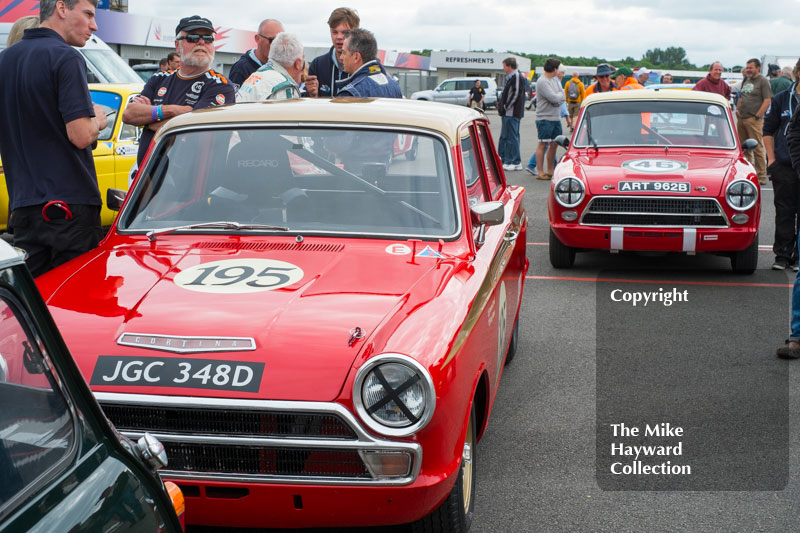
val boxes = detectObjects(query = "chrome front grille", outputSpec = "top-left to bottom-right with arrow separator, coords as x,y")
581,196 -> 728,227
164,442 -> 371,478
101,403 -> 356,439
95,393 -> 421,485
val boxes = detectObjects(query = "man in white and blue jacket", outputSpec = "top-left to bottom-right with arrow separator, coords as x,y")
335,28 -> 402,98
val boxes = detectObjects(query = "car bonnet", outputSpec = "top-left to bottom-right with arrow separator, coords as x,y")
39,241 -> 453,402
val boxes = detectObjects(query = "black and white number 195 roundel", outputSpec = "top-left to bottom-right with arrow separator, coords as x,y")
174,259 -> 304,294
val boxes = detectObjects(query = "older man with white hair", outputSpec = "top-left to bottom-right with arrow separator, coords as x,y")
236,32 -> 305,101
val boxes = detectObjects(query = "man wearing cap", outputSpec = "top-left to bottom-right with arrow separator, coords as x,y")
769,63 -> 792,95
584,64 -> 617,96
693,62 -> 731,100
123,15 -> 235,166
0,0 -> 109,276
637,67 -> 651,86
228,18 -> 284,89
613,67 -> 644,91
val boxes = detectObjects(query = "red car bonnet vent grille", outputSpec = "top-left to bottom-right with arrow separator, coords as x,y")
194,242 -> 345,253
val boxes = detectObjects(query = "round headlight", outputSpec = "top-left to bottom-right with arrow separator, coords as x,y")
353,354 -> 436,437
554,177 -> 585,208
725,179 -> 758,211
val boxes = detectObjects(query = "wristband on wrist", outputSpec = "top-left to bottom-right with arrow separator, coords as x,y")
156,105 -> 164,121
151,106 -> 158,122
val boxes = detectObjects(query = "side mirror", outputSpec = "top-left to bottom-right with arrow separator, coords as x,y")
741,138 -> 758,151
107,188 -> 127,211
554,135 -> 570,149
470,201 -> 504,247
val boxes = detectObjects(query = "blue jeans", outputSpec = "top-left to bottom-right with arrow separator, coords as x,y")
498,116 -> 521,165
791,233 -> 800,339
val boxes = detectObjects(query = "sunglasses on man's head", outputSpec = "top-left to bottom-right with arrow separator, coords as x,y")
177,34 -> 215,44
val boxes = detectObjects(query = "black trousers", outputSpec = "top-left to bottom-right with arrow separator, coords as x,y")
11,204 -> 102,277
770,161 -> 800,263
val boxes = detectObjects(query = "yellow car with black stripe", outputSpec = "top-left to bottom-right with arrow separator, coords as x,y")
0,83 -> 142,231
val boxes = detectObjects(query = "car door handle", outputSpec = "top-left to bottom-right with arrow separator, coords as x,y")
504,229 -> 519,242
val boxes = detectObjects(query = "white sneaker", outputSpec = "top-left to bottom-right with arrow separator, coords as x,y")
502,163 -> 514,170
512,164 -> 523,171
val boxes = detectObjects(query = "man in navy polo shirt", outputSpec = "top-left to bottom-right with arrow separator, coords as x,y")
0,0 -> 108,277
122,15 -> 235,166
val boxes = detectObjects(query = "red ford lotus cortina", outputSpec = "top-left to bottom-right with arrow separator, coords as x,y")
35,98 -> 529,531
548,90 -> 761,273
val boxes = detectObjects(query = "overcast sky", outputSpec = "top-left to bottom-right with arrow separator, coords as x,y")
130,0 -> 799,69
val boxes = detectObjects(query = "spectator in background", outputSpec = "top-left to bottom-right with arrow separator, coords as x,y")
335,28 -> 401,98
123,16 -> 235,166
5,15 -> 38,47
498,57 -> 526,171
782,66 -> 795,83
556,64 -> 572,130
736,57 -> 772,184
166,52 -> 180,71
534,58 -> 566,179
769,63 -> 792,95
763,58 -> 800,271
584,63 -> 616,95
306,7 -> 359,98
228,18 -> 284,89
237,32 -> 304,101
564,71 -> 585,130
158,57 -> 169,72
0,0 -> 108,277
468,79 -> 485,109
661,72 -> 674,84
613,67 -> 644,90
693,62 -> 731,100
682,78 -> 692,84
637,67 -> 651,86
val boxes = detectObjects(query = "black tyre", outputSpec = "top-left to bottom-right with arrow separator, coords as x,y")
504,318 -> 519,366
730,233 -> 758,274
405,138 -> 419,161
549,228 -> 576,268
411,407 -> 475,533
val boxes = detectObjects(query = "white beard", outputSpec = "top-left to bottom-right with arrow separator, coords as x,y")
181,49 -> 214,70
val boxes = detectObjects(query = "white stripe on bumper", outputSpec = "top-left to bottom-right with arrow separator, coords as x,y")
683,228 -> 696,252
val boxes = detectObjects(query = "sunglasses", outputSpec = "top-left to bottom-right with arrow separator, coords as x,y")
177,34 -> 215,44
257,34 -> 276,43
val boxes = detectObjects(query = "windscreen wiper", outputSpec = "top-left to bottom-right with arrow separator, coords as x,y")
146,221 -> 289,242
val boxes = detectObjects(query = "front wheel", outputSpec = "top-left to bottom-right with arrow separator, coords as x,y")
411,407 -> 476,533
549,228 -> 576,268
730,233 -> 758,274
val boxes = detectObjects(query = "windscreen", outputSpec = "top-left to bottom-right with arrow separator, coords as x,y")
120,127 -> 459,239
575,100 -> 735,149
82,49 -> 143,84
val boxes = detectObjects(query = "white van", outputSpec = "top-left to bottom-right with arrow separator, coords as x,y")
0,24 -> 141,84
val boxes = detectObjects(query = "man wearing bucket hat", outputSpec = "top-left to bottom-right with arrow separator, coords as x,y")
122,15 -> 236,166
585,64 -> 617,96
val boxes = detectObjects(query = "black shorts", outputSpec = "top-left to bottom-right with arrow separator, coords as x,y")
12,204 -> 102,277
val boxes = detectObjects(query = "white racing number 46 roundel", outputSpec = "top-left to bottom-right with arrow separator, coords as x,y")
173,259 -> 304,294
